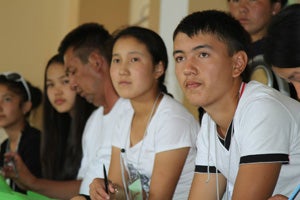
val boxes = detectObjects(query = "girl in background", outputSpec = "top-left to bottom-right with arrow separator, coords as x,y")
41,54 -> 95,181
0,71 -> 42,194
3,54 -> 95,199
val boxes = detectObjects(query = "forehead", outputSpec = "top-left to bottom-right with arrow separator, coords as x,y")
113,36 -> 148,52
47,63 -> 66,78
173,32 -> 228,54
64,48 -> 83,69
0,84 -> 18,96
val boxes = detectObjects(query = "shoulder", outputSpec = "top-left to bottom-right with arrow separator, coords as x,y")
153,95 -> 199,130
239,81 -> 300,113
22,123 -> 41,141
158,94 -> 195,119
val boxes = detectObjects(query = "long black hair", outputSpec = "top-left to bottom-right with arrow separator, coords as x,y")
41,54 -> 96,180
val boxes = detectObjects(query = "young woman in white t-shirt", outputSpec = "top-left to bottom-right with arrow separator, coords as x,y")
89,26 -> 199,200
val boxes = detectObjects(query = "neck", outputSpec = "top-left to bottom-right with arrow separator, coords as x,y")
5,120 -> 24,140
130,91 -> 161,117
5,121 -> 24,152
205,81 -> 243,138
102,77 -> 120,115
251,31 -> 266,43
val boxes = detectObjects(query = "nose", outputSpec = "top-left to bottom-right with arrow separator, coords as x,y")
68,76 -> 78,91
118,63 -> 129,75
183,57 -> 198,76
237,0 -> 249,14
53,86 -> 63,96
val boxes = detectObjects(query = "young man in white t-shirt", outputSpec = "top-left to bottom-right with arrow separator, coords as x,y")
173,10 -> 300,200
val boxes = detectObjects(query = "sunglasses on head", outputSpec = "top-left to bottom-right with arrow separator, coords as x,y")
0,72 -> 32,101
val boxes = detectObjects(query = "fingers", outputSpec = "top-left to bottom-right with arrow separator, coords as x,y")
89,178 -> 110,200
267,194 -> 288,200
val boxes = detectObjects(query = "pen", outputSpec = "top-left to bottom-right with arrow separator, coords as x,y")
103,164 -> 109,193
288,184 -> 300,200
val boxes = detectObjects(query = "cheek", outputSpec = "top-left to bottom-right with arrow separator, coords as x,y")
175,66 -> 183,82
110,67 -> 118,82
46,89 -> 55,104
228,4 -> 238,16
66,90 -> 77,103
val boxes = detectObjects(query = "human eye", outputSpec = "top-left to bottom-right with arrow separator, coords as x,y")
129,57 -> 139,63
111,57 -> 120,64
62,78 -> 70,85
198,51 -> 209,58
46,82 -> 54,88
3,96 -> 12,102
174,55 -> 185,63
289,75 -> 300,83
66,67 -> 75,77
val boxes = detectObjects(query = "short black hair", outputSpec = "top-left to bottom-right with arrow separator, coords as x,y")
58,22 -> 112,63
173,10 -> 251,82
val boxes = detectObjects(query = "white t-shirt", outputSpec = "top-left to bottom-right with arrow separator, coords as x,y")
112,94 -> 199,200
195,81 -> 300,199
77,98 -> 131,195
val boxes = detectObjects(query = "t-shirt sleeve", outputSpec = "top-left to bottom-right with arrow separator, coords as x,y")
237,99 -> 290,164
153,112 -> 199,153
194,115 -> 219,173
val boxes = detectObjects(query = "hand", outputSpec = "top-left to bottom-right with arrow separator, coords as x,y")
89,178 -> 114,200
70,195 -> 88,200
267,194 -> 288,200
2,152 -> 36,190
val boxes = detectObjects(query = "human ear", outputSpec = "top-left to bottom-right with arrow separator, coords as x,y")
232,51 -> 248,78
22,101 -> 32,115
88,51 -> 105,71
154,61 -> 165,79
272,2 -> 282,15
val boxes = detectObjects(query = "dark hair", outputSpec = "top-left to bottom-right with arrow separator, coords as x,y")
271,0 -> 288,7
112,26 -> 172,96
41,54 -> 96,180
227,0 -> 288,7
173,10 -> 251,82
0,73 -> 42,118
264,4 -> 300,68
58,22 -> 112,63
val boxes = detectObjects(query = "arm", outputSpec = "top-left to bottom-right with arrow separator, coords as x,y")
89,146 -> 122,200
268,194 -> 288,200
188,172 -> 226,200
4,152 -> 81,200
232,163 -> 281,200
148,147 -> 191,200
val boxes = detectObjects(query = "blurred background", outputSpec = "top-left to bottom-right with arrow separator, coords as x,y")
0,0 -> 298,133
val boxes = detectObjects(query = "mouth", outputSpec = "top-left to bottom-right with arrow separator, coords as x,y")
118,80 -> 131,86
54,99 -> 66,105
238,18 -> 249,25
185,80 -> 202,89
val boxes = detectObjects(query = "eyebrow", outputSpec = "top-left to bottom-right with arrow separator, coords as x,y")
173,44 -> 213,56
287,71 -> 300,80
112,51 -> 144,57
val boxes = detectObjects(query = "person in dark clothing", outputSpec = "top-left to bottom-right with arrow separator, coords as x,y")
0,72 -> 42,194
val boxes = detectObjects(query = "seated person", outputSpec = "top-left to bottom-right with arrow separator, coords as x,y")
173,10 -> 300,199
0,72 -> 42,194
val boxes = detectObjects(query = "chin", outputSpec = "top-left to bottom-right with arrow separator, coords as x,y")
185,95 -> 202,107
